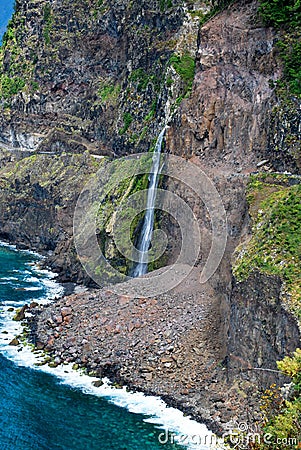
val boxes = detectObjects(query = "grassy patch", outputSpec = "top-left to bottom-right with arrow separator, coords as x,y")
169,52 -> 195,95
98,81 -> 120,103
144,98 -> 157,122
43,4 -> 53,45
234,174 -> 301,319
119,112 -> 133,135
129,68 -> 160,92
0,75 -> 25,98
169,53 -> 195,84
0,11 -> 37,98
252,349 -> 301,449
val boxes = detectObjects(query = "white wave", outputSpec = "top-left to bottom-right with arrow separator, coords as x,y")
0,301 -> 226,450
23,276 -> 40,283
0,245 -> 224,449
0,241 -> 42,258
0,276 -> 19,282
24,286 -> 41,291
0,240 -> 17,251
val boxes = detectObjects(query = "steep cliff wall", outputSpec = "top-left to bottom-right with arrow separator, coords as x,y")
167,0 -> 300,172
0,0 -> 205,155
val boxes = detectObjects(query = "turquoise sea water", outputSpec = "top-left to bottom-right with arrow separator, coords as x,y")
0,245 -> 181,450
0,244 -> 213,450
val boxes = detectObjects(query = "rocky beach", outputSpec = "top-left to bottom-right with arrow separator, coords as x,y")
23,265 -> 299,435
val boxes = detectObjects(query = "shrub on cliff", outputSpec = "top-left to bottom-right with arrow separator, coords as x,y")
249,349 -> 301,449
259,0 -> 301,28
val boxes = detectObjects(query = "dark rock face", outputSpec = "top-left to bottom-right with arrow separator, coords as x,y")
0,0 -> 187,155
228,272 -> 300,387
0,152 -> 102,283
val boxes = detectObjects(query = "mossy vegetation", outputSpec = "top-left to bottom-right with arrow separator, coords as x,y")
119,112 -> 133,135
0,9 -> 37,99
169,52 -> 195,94
0,152 -> 104,202
259,0 -> 301,28
259,0 -> 301,96
234,173 -> 301,448
95,153 -> 167,277
98,81 -> 121,104
234,173 -> 301,319
42,4 -> 53,45
0,74 -> 25,98
129,68 -> 160,92
144,98 -> 157,122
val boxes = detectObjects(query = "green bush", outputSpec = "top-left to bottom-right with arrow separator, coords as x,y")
169,53 -> 195,93
259,0 -> 301,28
43,4 -> 53,45
0,75 -> 25,98
169,53 -> 195,83
98,82 -> 120,102
129,68 -> 159,92
253,350 -> 301,449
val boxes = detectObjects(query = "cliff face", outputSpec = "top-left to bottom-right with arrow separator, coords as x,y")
0,0 -> 205,278
1,0 -> 300,433
168,0 -> 300,172
0,150 -> 103,283
0,0 -> 202,155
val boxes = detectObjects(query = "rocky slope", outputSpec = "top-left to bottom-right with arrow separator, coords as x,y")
1,0 -> 300,436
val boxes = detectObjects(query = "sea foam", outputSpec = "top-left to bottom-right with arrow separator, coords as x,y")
0,248 -> 225,450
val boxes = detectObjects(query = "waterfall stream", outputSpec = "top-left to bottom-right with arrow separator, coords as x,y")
131,128 -> 165,277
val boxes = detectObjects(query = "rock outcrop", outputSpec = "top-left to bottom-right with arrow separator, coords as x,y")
0,151 -> 103,283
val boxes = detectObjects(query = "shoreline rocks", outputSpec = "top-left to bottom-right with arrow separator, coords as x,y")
25,267 -> 300,436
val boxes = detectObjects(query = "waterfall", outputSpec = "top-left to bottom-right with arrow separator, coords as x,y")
131,128 -> 165,277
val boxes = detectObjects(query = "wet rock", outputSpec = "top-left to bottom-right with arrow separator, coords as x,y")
13,305 -> 29,321
30,302 -> 39,309
35,341 -> 45,350
92,380 -> 104,388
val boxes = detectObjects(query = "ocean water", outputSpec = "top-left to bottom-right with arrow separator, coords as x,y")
0,244 -> 216,450
0,0 -> 14,42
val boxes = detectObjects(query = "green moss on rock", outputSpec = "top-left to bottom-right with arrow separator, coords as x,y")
169,52 -> 195,94
233,174 -> 301,320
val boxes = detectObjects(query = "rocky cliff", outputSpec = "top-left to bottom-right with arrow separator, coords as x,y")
1,0 -> 300,435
